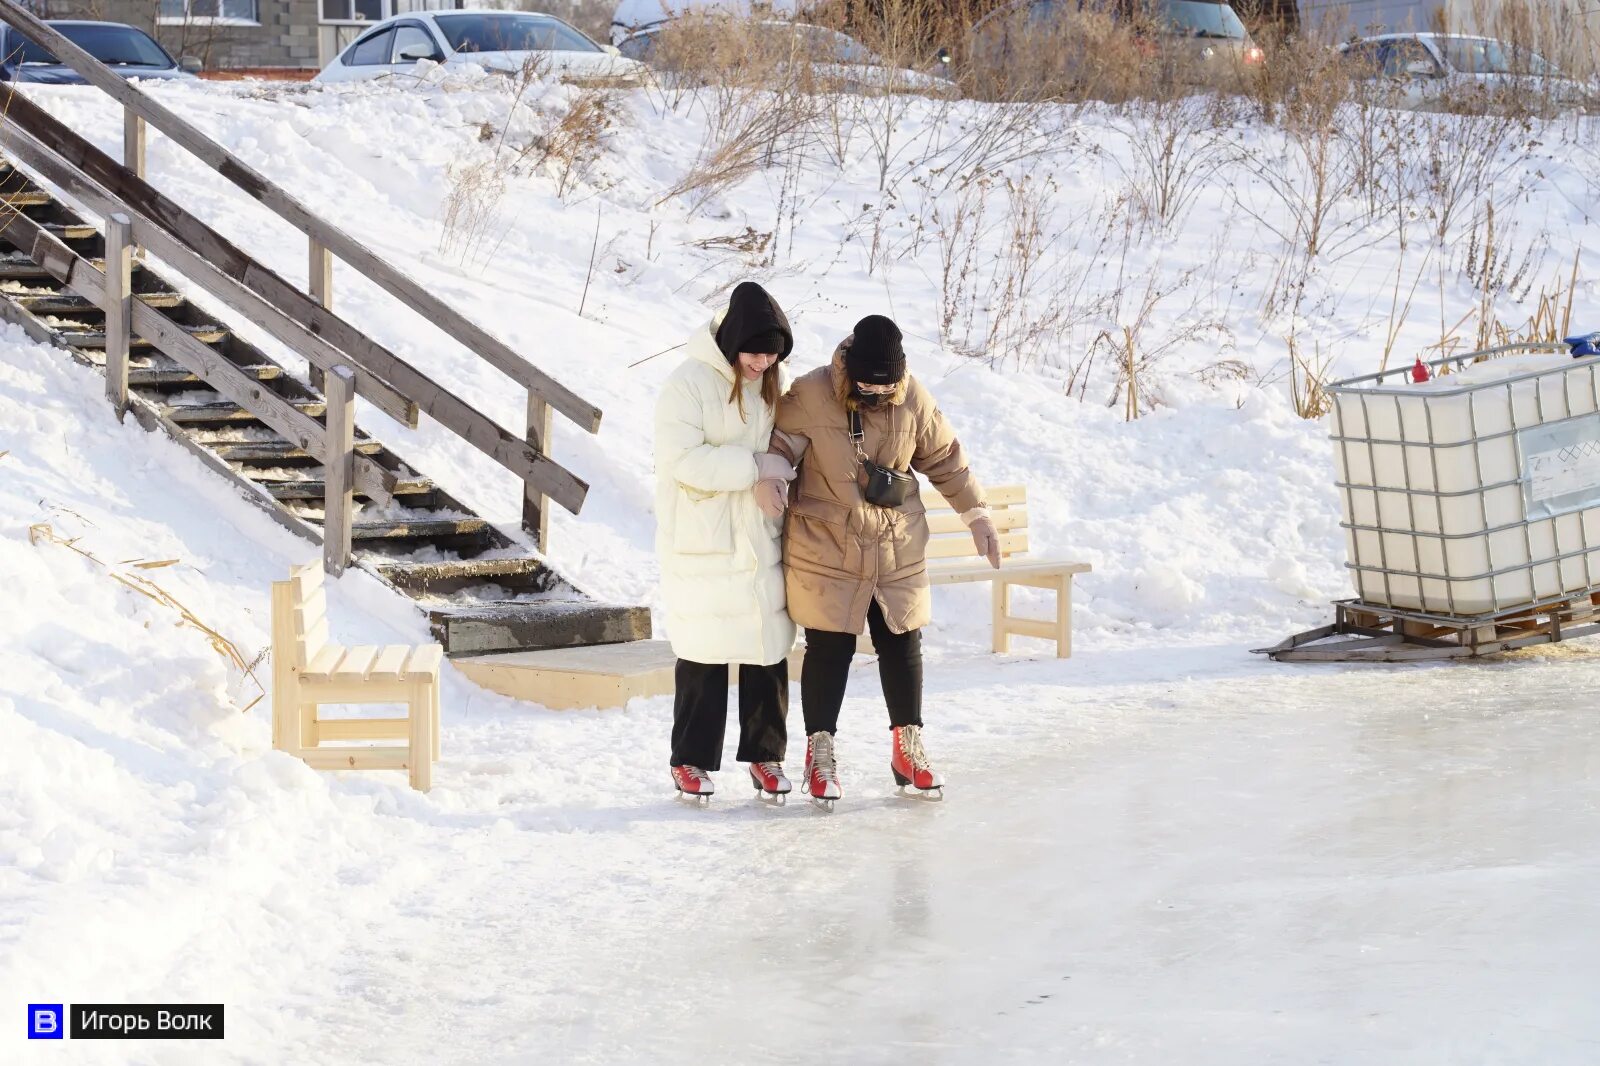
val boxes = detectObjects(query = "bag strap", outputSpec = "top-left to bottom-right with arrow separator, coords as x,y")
849,408 -> 869,468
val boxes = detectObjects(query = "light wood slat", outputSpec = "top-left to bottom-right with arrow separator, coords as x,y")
316,718 -> 409,741
1002,617 -> 1059,641
293,606 -> 326,638
368,645 -> 411,683
0,19 -> 600,433
296,746 -> 411,771
290,562 -> 323,589
330,645 -> 378,683
0,213 -> 399,505
402,644 -> 443,679
303,639 -> 342,677
926,507 -> 1029,536
930,561 -> 1092,586
921,485 -> 1025,510
926,531 -> 1028,560
301,620 -> 331,661
0,98 -> 591,514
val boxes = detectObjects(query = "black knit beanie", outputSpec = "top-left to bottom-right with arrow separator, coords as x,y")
845,315 -> 906,385
715,281 -> 793,365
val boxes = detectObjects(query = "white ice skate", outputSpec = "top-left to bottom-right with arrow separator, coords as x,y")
803,732 -> 842,812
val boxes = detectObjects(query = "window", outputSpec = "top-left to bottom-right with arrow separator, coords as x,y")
1378,39 -> 1437,79
345,28 -> 395,65
50,23 -> 178,67
433,14 -> 601,55
157,0 -> 259,24
390,24 -> 441,62
322,0 -> 385,23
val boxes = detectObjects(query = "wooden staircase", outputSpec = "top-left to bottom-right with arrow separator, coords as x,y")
0,158 -> 648,658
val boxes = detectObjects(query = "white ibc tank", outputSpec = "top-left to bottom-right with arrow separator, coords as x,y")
1331,352 -> 1600,616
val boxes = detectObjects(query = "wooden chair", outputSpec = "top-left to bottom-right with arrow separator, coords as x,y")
925,486 -> 1091,658
271,562 -> 442,791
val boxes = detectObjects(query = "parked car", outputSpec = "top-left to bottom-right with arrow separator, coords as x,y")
313,10 -> 649,87
1340,32 -> 1586,114
611,0 -> 807,46
618,18 -> 950,94
966,0 -> 1263,97
0,20 -> 201,83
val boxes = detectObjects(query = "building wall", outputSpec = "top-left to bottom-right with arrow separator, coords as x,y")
33,0 -> 615,70
38,0 -> 321,68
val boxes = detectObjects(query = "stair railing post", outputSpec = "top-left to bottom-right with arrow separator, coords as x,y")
103,213 -> 133,421
122,110 -> 145,259
323,365 -> 356,576
308,238 -> 333,392
523,391 -> 552,551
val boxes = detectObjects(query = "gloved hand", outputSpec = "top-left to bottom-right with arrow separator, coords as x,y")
755,453 -> 796,483
970,515 -> 1001,569
756,478 -> 789,519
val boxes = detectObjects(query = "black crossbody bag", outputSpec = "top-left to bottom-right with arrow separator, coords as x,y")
851,408 -> 916,508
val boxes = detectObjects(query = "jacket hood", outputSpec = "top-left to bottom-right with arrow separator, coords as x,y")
715,281 -> 793,363
831,338 -> 909,410
687,315 -> 738,385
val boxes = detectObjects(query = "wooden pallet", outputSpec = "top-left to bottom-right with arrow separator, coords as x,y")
1255,591 -> 1600,662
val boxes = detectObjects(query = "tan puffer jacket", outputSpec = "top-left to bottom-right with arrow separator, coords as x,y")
772,341 -> 986,635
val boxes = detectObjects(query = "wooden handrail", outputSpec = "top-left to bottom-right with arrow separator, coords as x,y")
0,89 -> 588,515
0,0 -> 600,436
0,209 -> 400,503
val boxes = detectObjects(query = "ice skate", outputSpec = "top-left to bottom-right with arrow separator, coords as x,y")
671,765 -> 715,805
748,761 -> 791,805
803,731 -> 842,812
890,725 -> 944,800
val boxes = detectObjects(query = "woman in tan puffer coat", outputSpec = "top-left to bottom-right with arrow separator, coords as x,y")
762,315 -> 1000,806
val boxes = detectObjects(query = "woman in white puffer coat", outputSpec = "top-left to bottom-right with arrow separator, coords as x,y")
655,281 -> 798,802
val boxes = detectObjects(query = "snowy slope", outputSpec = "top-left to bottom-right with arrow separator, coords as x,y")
4,72 -> 1600,1063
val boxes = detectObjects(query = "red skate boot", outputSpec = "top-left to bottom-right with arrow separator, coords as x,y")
671,764 -> 715,804
890,725 -> 944,798
803,731 -> 842,811
748,761 -> 792,804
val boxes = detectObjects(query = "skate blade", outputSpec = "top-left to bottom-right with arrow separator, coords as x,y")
674,789 -> 713,806
749,779 -> 790,805
808,796 -> 837,813
895,784 -> 944,802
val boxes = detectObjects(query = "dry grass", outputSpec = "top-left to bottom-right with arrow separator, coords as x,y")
27,522 -> 266,713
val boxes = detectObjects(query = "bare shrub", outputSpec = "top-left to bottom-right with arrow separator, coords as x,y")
1108,95 -> 1235,233
518,87 -> 623,198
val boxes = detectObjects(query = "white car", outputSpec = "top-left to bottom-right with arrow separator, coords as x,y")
314,10 -> 650,87
1341,32 -> 1585,113
611,0 -> 807,46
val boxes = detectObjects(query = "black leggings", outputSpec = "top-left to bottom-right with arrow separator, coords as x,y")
670,659 -> 788,771
801,599 -> 922,735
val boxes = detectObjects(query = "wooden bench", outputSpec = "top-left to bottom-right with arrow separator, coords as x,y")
271,562 -> 442,791
925,486 -> 1091,658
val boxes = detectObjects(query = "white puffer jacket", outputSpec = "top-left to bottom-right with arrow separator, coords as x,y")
654,317 -> 795,666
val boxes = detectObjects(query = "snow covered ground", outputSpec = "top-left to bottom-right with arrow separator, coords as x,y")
3,71 -> 1600,1062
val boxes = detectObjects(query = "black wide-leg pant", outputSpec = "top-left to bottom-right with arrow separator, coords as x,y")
670,659 -> 789,771
801,599 -> 923,736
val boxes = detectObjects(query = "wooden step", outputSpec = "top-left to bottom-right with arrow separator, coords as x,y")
264,477 -> 431,501
454,639 -> 800,709
14,291 -> 185,314
130,362 -> 282,388
210,439 -> 383,462
0,188 -> 52,208
164,399 -> 326,425
43,222 -> 98,242
430,601 -> 653,657
344,517 -> 490,540
378,557 -> 562,597
61,323 -> 227,350
0,259 -> 54,281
